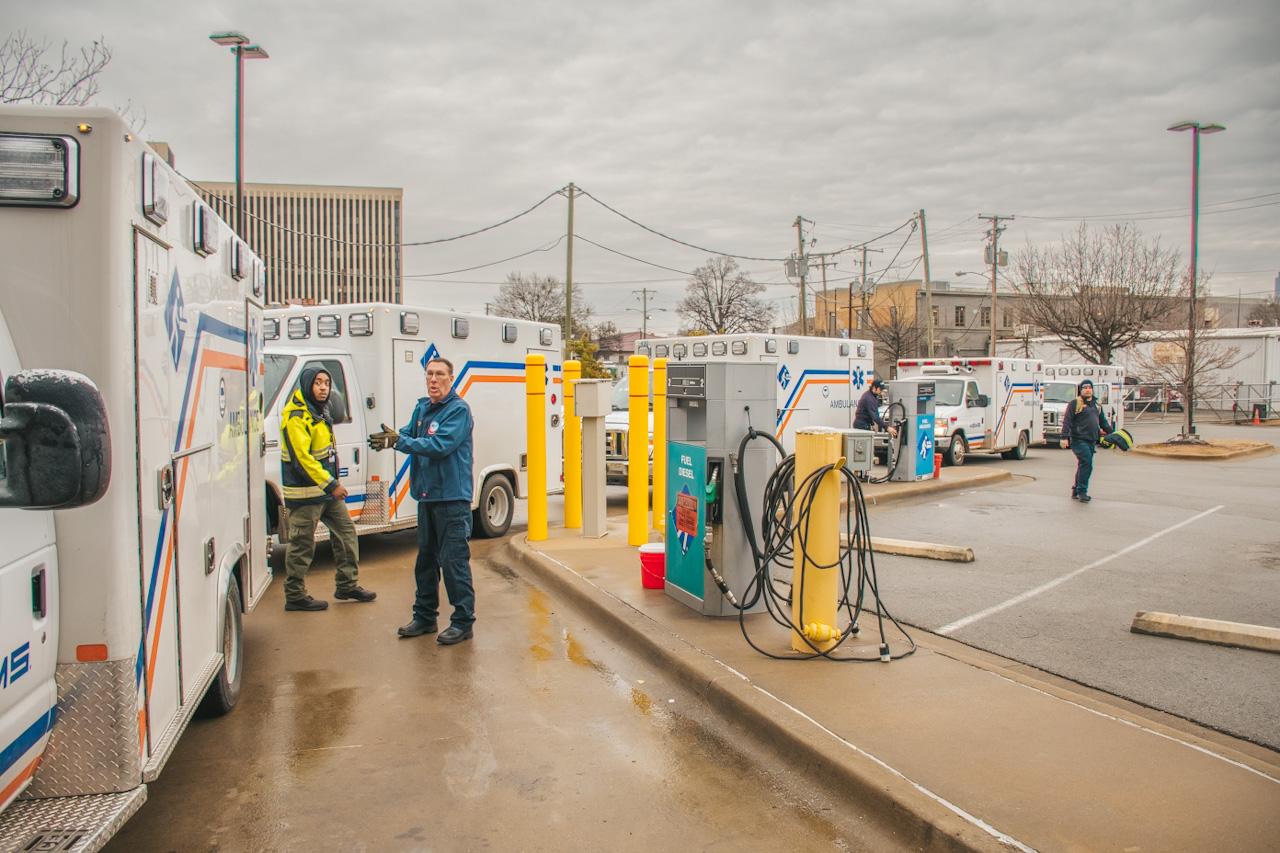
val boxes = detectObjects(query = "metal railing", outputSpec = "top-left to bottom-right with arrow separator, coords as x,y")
1123,382 -> 1278,422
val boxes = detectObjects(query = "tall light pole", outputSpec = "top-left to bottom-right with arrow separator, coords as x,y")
210,33 -> 269,239
1167,121 -> 1225,437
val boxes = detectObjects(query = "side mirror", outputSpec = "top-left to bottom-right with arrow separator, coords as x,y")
0,369 -> 112,509
327,388 -> 349,425
975,394 -> 990,408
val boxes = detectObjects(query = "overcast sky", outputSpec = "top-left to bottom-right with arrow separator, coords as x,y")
10,0 -> 1279,333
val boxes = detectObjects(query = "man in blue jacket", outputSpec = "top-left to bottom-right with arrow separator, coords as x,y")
1059,378 -> 1113,503
370,357 -> 476,644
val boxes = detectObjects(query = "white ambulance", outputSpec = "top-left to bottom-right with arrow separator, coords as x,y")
895,357 -> 1044,465
606,334 -> 876,483
1041,364 -> 1125,442
0,107 -> 270,849
262,303 -> 563,539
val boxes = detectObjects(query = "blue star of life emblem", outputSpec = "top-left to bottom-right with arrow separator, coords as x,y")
777,365 -> 791,389
164,270 -> 186,370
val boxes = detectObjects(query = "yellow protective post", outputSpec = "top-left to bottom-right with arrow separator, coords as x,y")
563,360 -> 582,529
652,358 -> 667,532
525,354 -> 548,541
627,354 -> 649,546
792,429 -> 842,653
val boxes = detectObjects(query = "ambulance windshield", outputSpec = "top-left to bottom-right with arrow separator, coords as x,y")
931,379 -> 964,407
1044,382 -> 1077,404
264,353 -> 297,411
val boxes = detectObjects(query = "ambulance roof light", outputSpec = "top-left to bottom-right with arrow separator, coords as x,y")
0,134 -> 80,207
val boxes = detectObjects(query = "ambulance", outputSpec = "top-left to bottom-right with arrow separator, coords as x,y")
895,357 -> 1044,465
1041,364 -> 1125,442
0,107 -> 270,849
606,334 -> 876,483
262,303 -> 563,539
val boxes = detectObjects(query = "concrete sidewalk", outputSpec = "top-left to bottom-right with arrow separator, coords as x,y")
508,467 -> 1280,853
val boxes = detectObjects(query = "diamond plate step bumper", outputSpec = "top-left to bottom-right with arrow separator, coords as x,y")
0,787 -> 146,853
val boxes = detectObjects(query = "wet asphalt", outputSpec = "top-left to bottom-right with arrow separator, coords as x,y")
103,532 -> 880,853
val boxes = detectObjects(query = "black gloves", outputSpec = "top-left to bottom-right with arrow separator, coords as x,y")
367,423 -> 398,451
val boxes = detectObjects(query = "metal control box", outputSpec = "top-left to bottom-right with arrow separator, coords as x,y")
886,379 -> 936,481
840,428 -> 875,473
665,361 -> 775,616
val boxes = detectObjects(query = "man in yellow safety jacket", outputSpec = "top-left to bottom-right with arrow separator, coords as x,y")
280,365 -> 376,611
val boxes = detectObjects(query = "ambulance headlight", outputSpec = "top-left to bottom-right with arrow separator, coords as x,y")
0,134 -> 79,207
935,417 -> 947,429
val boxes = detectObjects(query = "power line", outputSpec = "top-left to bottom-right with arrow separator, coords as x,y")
403,236 -> 567,278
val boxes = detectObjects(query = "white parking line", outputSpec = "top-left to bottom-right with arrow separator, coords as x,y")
936,505 -> 1225,636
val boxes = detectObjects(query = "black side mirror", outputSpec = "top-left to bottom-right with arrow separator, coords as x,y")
0,370 -> 112,509
975,394 -> 990,408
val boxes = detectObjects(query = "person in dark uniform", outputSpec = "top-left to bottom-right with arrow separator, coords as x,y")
854,379 -> 898,438
1059,379 -> 1113,503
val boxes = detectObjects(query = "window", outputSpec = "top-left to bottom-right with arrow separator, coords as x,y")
981,307 -> 991,327
296,360 -> 352,423
1002,310 -> 1012,329
931,306 -> 939,326
966,381 -> 982,408
263,353 -> 297,411
955,306 -> 965,327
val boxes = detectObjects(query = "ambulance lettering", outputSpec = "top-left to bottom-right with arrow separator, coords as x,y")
0,642 -> 31,689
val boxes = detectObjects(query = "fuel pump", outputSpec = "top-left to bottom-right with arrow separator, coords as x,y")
885,379 -> 936,482
664,361 -> 774,616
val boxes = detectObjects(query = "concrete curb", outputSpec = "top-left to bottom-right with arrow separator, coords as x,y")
1130,443 -> 1275,461
505,537 -> 1013,853
860,468 -> 1012,506
870,537 -> 975,562
1131,611 -> 1280,654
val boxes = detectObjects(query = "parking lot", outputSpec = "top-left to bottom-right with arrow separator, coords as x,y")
861,419 -> 1280,749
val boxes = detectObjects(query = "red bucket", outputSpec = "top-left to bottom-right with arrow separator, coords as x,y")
639,543 -> 665,589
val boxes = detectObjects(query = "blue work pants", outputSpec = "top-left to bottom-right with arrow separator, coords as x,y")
413,500 -> 475,629
1070,439 -> 1096,497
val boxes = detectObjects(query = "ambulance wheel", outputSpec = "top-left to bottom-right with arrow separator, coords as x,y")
945,435 -> 967,466
1002,431 -> 1029,461
474,475 -> 514,539
200,574 -> 243,717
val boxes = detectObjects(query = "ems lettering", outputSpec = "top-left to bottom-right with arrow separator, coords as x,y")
0,642 -> 31,689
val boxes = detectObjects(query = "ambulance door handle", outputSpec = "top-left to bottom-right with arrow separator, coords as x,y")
31,566 -> 48,618
158,464 -> 174,509
260,433 -> 267,457
354,447 -> 360,464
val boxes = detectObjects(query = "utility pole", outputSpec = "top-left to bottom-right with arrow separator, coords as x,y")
847,244 -> 882,338
794,216 -> 809,334
811,255 -> 838,335
632,287 -> 657,338
565,182 -> 577,356
918,210 -> 934,358
979,214 -> 1013,357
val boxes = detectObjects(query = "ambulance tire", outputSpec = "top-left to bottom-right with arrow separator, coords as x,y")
200,574 -> 243,717
474,475 -> 514,539
945,435 -> 967,467
1001,431 -> 1029,461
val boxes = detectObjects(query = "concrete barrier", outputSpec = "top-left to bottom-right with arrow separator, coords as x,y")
1130,611 -> 1280,654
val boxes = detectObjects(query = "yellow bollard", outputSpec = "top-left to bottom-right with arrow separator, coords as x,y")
627,354 -> 650,546
792,429 -> 842,653
563,360 -> 582,529
526,354 -> 548,541
652,358 -> 667,533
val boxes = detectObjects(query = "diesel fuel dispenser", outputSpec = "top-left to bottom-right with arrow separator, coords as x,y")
664,361 -> 775,616
885,379 -> 936,482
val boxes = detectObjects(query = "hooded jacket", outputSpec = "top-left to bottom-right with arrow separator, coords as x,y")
280,366 -> 341,507
1060,381 -> 1113,443
397,389 -> 474,503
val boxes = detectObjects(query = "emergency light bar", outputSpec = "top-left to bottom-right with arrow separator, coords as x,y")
349,312 -> 373,336
141,151 -> 169,224
731,341 -> 747,355
0,133 -> 79,207
502,323 -> 518,343
263,318 -> 280,340
317,314 -> 341,337
693,342 -> 707,356
540,327 -> 553,346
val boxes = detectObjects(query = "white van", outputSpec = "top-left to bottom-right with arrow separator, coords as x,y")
263,303 -> 563,538
606,333 -> 876,482
896,357 -> 1045,465
0,107 -> 269,847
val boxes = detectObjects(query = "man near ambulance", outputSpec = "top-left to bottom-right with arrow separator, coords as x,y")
369,356 -> 476,645
281,366 -> 376,610
1059,378 -> 1113,503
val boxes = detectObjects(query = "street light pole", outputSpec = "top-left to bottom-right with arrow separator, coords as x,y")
1168,121 -> 1225,437
210,33 -> 269,239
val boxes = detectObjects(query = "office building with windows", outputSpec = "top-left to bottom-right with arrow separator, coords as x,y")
196,180 -> 403,306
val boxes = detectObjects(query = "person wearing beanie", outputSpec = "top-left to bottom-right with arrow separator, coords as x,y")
1059,378 -> 1113,503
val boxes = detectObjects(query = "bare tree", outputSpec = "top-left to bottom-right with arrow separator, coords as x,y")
492,272 -> 592,338
863,284 -> 923,370
1,31 -> 111,105
1247,295 -> 1280,327
1011,223 -> 1185,364
678,256 -> 773,334
590,320 -> 623,354
1131,329 -> 1245,415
